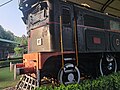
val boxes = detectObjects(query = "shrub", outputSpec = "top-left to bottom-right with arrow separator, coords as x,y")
36,72 -> 120,90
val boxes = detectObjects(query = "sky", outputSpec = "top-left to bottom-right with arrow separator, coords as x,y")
0,0 -> 26,37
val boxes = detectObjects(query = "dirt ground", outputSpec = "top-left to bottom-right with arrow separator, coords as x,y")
3,87 -> 16,90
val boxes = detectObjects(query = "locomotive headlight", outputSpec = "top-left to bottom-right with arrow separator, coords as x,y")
19,3 -> 29,10
19,6 -> 23,10
25,3 -> 28,7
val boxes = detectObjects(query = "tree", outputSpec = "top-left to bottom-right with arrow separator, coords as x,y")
0,25 -> 6,39
6,30 -> 15,40
14,47 -> 24,56
14,35 -> 28,55
0,25 -> 15,40
14,35 -> 27,46
0,25 -> 28,56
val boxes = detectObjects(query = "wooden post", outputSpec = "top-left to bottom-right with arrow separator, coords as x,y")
14,64 -> 17,80
10,62 -> 14,72
37,69 -> 41,87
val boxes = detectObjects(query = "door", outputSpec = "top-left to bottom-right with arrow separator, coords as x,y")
60,3 -> 74,51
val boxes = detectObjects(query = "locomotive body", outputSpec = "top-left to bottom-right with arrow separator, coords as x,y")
18,0 -> 120,86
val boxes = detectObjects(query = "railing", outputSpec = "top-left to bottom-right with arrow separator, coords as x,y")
0,57 -> 23,68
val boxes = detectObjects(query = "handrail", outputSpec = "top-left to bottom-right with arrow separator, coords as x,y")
0,57 -> 23,61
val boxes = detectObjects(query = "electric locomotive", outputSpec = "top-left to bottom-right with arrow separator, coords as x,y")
17,0 -> 120,86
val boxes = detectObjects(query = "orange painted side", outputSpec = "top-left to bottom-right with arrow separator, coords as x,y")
23,51 -> 75,70
22,51 -> 75,77
39,51 -> 75,69
23,52 -> 56,70
23,53 -> 40,70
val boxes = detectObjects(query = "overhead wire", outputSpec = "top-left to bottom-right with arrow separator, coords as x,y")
0,0 -> 13,8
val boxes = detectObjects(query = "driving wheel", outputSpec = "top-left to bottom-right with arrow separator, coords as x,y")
58,63 -> 80,85
100,54 -> 117,76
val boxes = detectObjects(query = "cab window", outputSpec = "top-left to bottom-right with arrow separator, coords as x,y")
110,20 -> 120,30
62,8 -> 71,25
84,14 -> 104,29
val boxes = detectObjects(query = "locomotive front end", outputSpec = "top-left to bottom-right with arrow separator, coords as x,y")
17,0 -> 55,85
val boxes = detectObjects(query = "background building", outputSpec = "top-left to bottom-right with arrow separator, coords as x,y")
0,38 -> 18,59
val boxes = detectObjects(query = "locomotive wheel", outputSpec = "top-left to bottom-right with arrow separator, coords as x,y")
100,55 -> 117,76
58,63 -> 80,85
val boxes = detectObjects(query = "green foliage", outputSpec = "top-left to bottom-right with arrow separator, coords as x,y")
14,35 -> 28,54
0,67 -> 21,89
0,25 -> 15,40
14,47 -> 24,56
0,25 -> 28,56
14,35 -> 27,46
36,72 -> 120,90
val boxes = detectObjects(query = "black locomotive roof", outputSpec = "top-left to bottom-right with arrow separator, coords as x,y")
67,0 -> 120,18
19,0 -> 120,18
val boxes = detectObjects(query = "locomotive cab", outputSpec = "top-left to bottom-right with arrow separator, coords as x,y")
19,0 -> 53,53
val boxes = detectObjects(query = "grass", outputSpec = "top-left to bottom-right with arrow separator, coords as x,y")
0,67 -> 21,89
